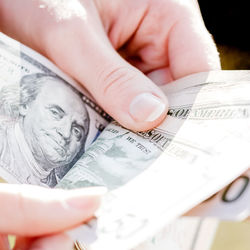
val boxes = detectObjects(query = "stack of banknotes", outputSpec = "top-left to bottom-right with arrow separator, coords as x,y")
0,32 -> 250,250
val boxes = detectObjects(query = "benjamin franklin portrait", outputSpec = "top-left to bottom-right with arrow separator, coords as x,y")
0,73 -> 90,187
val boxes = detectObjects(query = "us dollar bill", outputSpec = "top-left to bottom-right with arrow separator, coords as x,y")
59,70 -> 250,250
0,32 -> 111,188
1,31 -> 250,250
186,168 -> 250,220
136,216 -> 250,250
135,217 -> 219,250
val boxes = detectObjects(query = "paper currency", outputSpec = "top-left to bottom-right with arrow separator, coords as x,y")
0,32 -> 110,187
186,168 -> 250,220
1,31 -> 250,250
59,71 -> 250,250
135,217 -> 219,250
135,217 -> 250,250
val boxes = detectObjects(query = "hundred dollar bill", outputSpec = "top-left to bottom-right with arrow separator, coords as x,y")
135,217 -> 219,250
0,32 -> 111,187
186,168 -> 250,220
137,173 -> 250,249
136,216 -> 250,250
59,70 -> 250,250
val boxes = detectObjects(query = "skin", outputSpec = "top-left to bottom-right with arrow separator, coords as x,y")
0,184 -> 103,250
0,0 -> 220,131
0,0 -> 221,249
20,79 -> 89,171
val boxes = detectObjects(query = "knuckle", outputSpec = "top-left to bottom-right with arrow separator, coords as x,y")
16,191 -> 29,233
16,191 -> 36,236
99,66 -> 137,96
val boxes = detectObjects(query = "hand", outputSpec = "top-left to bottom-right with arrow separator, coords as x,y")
0,184 -> 103,250
0,0 -> 220,131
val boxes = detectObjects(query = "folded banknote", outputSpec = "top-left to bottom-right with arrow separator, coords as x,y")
1,32 -> 250,250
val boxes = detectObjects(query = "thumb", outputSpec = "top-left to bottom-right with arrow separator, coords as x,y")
0,184 -> 105,237
90,52 -> 169,131
46,28 -> 168,131
0,0 -> 168,131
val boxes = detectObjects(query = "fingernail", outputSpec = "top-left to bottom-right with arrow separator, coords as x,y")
129,93 -> 166,122
66,186 -> 107,211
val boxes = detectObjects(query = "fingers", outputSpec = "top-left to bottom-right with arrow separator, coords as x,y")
0,184 -> 105,237
147,68 -> 174,86
49,30 -> 168,131
1,0 -> 215,132
14,233 -> 73,250
26,0 -> 167,132
167,1 -> 221,79
0,0 -> 168,131
85,52 -> 168,131
122,0 -> 220,82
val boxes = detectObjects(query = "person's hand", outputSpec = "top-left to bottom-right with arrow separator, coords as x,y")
0,0 -> 220,131
0,184 -> 103,250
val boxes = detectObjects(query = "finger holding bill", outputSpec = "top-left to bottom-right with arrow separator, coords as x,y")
0,184 -> 105,249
